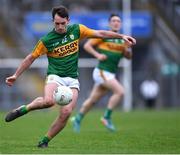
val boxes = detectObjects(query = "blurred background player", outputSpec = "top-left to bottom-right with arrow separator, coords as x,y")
4,6 -> 136,148
72,14 -> 133,132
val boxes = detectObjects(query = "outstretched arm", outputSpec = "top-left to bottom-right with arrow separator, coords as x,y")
79,24 -> 136,46
6,54 -> 36,86
93,30 -> 136,47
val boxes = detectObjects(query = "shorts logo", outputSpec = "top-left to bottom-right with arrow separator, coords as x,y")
49,77 -> 54,81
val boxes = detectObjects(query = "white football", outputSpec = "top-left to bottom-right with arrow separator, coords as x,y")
53,86 -> 73,106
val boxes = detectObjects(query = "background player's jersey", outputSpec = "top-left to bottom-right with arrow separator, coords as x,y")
90,38 -> 127,73
32,24 -> 95,78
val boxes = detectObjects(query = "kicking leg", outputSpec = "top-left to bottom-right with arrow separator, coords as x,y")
5,83 -> 58,122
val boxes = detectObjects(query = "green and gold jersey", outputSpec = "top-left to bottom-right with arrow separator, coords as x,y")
31,24 -> 95,78
90,38 -> 127,73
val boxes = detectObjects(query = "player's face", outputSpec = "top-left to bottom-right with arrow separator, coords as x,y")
109,16 -> 121,32
53,14 -> 69,34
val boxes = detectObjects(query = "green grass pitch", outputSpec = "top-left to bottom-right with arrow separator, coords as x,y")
0,108 -> 180,154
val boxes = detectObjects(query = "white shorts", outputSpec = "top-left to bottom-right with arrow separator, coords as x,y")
93,68 -> 115,85
46,74 -> 80,90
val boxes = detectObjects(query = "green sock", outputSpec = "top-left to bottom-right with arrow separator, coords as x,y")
40,136 -> 50,144
104,109 -> 112,119
76,113 -> 84,123
20,105 -> 28,114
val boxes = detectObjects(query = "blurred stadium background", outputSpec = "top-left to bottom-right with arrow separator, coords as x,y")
0,0 -> 180,154
0,0 -> 179,111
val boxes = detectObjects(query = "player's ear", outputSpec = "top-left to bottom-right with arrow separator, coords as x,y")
67,18 -> 70,24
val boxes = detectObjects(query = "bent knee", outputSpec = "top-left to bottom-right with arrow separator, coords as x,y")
44,98 -> 55,107
115,88 -> 124,97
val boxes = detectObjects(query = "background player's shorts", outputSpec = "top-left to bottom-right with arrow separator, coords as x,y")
46,74 -> 80,91
93,68 -> 115,85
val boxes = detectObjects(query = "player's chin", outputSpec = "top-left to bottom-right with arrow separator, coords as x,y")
112,28 -> 120,32
57,29 -> 66,34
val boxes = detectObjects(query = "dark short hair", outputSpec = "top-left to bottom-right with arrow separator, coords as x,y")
108,13 -> 121,21
52,5 -> 69,20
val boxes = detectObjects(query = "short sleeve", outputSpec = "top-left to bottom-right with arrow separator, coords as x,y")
79,24 -> 95,40
31,40 -> 48,58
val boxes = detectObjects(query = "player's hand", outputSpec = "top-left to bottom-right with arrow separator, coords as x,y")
96,53 -> 107,61
6,75 -> 17,86
122,35 -> 136,47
